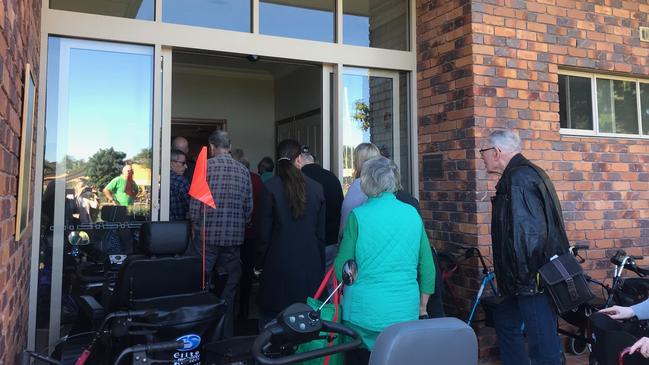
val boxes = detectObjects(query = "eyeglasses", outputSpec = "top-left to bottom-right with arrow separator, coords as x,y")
300,145 -> 310,154
172,160 -> 187,166
479,147 -> 496,155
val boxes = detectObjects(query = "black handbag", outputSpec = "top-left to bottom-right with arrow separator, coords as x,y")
538,253 -> 594,313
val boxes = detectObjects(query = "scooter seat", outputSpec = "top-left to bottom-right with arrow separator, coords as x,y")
369,317 -> 477,365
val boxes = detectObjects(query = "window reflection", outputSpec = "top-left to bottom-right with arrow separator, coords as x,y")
342,70 -> 394,191
641,83 -> 649,135
559,75 -> 593,130
50,0 -> 154,20
37,37 -> 153,351
597,78 -> 638,134
260,0 -> 334,42
163,0 -> 251,32
343,0 -> 409,51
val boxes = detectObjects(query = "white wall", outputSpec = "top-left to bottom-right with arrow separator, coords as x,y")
275,66 -> 321,121
274,66 -> 323,160
172,69 -> 276,170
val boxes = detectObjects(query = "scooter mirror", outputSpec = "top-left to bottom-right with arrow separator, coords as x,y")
342,260 -> 358,286
68,231 -> 90,246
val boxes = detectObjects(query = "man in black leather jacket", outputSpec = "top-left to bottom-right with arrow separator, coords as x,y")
482,129 -> 568,365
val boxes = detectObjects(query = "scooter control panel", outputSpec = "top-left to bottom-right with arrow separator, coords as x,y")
279,303 -> 323,334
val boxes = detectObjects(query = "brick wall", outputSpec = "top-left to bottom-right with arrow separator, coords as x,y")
0,0 -> 41,363
416,0 -> 481,311
418,0 -> 649,362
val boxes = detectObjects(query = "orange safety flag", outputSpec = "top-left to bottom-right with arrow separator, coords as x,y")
188,146 -> 216,209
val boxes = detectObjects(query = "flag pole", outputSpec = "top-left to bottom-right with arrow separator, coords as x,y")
202,207 -> 206,290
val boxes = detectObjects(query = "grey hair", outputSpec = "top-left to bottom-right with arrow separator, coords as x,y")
488,129 -> 521,153
170,149 -> 186,161
209,130 -> 231,149
302,153 -> 315,163
360,156 -> 399,197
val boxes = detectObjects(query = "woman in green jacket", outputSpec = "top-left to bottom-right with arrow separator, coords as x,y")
334,156 -> 435,365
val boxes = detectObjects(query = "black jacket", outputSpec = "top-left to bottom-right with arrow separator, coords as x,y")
256,175 -> 326,313
301,164 -> 344,245
491,154 -> 570,296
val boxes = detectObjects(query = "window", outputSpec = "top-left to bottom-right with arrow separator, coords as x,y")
559,72 -> 649,137
50,0 -> 154,20
343,0 -> 409,51
163,0 -> 251,32
260,0 -> 335,42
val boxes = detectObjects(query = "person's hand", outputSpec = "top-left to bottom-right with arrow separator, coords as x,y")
629,337 -> 649,358
599,305 -> 635,320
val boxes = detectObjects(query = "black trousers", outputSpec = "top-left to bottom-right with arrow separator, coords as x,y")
187,236 -> 242,338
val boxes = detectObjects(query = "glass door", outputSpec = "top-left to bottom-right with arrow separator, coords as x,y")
34,37 -> 155,349
340,68 -> 401,191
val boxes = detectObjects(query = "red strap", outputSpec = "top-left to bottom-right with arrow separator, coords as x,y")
314,267 -> 334,299
75,350 -> 91,365
619,347 -> 632,365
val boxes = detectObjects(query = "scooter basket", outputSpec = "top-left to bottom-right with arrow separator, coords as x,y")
117,292 -> 227,365
589,312 -> 648,365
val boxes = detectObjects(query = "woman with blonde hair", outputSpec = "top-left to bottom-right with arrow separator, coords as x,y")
339,142 -> 381,238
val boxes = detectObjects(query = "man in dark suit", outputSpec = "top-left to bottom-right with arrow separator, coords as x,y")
297,145 -> 344,268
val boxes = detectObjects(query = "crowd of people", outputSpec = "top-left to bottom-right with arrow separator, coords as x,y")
168,131 -> 437,364
166,128 -> 648,365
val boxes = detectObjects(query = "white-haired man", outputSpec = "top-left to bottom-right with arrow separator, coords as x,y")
481,129 -> 569,365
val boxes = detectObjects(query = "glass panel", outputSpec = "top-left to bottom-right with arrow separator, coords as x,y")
597,78 -> 638,134
568,76 -> 593,130
50,0 -> 154,20
342,69 -> 394,191
163,0 -> 250,32
399,71 -> 410,192
37,37 -> 153,350
260,0 -> 334,42
559,75 -> 568,128
641,83 -> 649,135
343,0 -> 409,51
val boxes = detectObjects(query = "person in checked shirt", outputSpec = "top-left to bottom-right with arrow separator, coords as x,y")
189,130 -> 252,337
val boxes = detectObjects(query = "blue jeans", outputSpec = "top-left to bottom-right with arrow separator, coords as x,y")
493,293 -> 562,365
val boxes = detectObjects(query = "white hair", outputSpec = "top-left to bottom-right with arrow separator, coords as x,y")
488,129 -> 521,153
360,157 -> 399,197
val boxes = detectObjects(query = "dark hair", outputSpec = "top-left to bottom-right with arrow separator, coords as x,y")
276,139 -> 306,219
257,156 -> 275,174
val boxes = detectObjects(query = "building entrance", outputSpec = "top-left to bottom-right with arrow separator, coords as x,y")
167,51 -> 326,186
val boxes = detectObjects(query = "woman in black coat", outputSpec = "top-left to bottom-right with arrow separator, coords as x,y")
255,139 -> 326,327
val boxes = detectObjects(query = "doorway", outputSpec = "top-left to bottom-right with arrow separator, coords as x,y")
168,51 -> 325,180
165,51 -> 328,332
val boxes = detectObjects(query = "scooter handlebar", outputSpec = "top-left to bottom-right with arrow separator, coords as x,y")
252,320 -> 362,365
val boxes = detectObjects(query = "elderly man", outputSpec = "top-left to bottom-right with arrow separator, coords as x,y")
481,129 -> 568,365
172,136 -> 196,183
103,164 -> 138,206
189,130 -> 252,337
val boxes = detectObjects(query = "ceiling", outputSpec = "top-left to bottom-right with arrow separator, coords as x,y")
173,51 -> 319,79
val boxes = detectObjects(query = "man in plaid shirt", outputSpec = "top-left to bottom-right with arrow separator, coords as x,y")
189,130 -> 252,337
